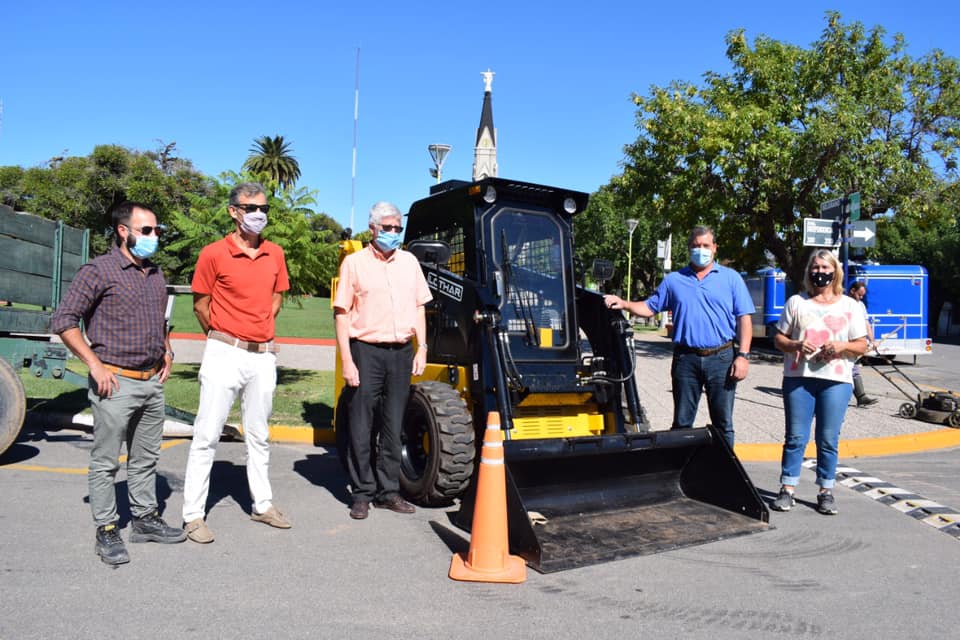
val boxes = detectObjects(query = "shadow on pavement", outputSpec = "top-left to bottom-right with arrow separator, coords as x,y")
81,474 -> 179,527
292,453 -> 352,505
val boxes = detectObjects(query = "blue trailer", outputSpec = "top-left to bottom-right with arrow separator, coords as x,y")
849,264 -> 931,357
745,264 -> 930,358
745,268 -> 793,338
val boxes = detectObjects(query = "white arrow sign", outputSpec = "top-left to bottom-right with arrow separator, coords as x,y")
852,226 -> 875,242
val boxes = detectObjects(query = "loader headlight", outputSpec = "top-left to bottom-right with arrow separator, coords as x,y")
483,185 -> 497,204
562,197 -> 577,214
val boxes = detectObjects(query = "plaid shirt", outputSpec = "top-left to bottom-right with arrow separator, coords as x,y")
51,246 -> 168,369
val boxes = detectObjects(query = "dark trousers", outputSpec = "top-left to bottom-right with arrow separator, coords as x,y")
346,340 -> 412,502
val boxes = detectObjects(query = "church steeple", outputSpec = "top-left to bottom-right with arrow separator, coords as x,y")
473,69 -> 498,182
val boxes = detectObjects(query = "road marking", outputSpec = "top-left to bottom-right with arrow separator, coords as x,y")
2,440 -> 187,475
803,459 -> 960,541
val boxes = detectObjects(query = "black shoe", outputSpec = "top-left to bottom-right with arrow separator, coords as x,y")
130,512 -> 188,544
857,396 -> 879,407
816,492 -> 839,515
95,524 -> 130,566
349,500 -> 370,520
373,495 -> 416,514
770,487 -> 796,512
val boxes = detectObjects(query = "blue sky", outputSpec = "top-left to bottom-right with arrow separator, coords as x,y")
2,1 -> 957,232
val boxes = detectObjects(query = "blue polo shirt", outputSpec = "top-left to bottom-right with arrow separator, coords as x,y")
645,263 -> 754,349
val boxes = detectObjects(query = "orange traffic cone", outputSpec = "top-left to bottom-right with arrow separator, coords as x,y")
449,411 -> 527,583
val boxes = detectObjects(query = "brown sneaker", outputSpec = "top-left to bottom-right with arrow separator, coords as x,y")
250,505 -> 292,529
184,518 -> 214,544
373,495 -> 416,514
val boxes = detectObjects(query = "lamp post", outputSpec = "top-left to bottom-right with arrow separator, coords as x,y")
625,218 -> 639,303
428,144 -> 451,184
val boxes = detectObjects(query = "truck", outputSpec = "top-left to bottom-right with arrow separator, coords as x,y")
0,205 -> 193,457
746,264 -> 931,359
331,178 -> 769,573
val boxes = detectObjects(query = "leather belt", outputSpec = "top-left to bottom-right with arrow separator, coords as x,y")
208,329 -> 278,354
103,363 -> 162,381
674,340 -> 734,357
350,339 -> 411,351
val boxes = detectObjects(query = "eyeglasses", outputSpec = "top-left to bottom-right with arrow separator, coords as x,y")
124,224 -> 164,237
232,203 -> 271,214
378,224 -> 403,233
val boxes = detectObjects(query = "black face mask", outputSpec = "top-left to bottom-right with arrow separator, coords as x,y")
809,271 -> 835,288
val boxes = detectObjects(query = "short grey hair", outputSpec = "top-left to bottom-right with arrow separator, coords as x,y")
688,225 -> 716,246
368,201 -> 403,226
229,182 -> 267,205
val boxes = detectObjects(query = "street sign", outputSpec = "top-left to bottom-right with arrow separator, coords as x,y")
803,218 -> 840,247
848,220 -> 877,247
820,197 -> 844,220
848,192 -> 861,221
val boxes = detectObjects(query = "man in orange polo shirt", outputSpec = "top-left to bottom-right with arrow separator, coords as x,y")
181,182 -> 291,543
334,201 -> 432,520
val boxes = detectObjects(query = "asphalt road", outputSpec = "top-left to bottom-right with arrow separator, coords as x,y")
2,429 -> 959,640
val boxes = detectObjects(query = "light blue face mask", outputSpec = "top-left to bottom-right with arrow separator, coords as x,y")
375,231 -> 403,252
129,234 -> 158,259
690,247 -> 713,268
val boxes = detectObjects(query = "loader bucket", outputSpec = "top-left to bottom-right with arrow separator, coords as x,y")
454,425 -> 769,573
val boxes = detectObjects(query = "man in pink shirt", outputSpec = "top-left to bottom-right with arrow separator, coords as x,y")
333,201 -> 433,520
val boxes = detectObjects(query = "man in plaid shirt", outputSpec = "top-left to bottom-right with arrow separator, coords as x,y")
52,201 -> 186,566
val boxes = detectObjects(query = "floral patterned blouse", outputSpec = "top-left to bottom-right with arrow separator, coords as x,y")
776,294 -> 868,384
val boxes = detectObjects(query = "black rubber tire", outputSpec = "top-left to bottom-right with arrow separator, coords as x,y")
0,358 -> 27,457
399,381 -> 475,507
898,402 -> 917,419
948,412 -> 960,429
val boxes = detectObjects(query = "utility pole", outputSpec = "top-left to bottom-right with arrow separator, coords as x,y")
625,219 -> 638,302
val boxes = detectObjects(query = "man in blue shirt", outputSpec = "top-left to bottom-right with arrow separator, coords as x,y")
604,225 -> 754,448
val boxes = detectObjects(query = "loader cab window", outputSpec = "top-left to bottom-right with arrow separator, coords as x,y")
491,209 -> 569,352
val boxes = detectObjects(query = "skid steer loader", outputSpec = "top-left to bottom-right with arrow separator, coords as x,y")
332,177 -> 768,572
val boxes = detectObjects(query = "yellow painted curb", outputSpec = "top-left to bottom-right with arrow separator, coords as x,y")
268,425 -> 333,445
736,428 -> 960,462
268,424 -> 960,461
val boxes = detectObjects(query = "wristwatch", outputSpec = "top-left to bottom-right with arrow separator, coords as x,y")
166,350 -> 175,359
736,351 -> 750,359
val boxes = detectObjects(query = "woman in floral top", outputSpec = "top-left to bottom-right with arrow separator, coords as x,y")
771,250 -> 869,515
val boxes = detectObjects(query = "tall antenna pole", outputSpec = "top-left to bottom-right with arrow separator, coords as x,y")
350,48 -> 360,233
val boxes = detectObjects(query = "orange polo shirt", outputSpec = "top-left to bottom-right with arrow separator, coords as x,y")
333,244 -> 432,343
192,235 -> 289,342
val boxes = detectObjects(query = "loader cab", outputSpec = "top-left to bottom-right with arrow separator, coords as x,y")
489,208 -> 572,355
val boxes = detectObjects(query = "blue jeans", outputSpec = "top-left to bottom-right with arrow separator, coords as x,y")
780,377 -> 853,490
671,348 -> 737,448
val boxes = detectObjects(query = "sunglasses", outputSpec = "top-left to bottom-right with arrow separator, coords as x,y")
232,203 -> 271,214
378,224 -> 403,233
124,224 -> 164,237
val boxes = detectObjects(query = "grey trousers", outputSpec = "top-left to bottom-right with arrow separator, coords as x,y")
87,374 -> 165,526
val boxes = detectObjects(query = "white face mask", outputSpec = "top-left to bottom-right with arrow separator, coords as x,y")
240,211 -> 268,235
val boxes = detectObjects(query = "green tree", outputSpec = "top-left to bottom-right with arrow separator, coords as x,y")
616,12 -> 960,291
243,135 -> 301,192
0,144 -> 213,265
574,183 -> 674,296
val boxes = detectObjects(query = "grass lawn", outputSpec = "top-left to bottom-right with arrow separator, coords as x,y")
21,363 -> 334,428
170,294 -> 334,339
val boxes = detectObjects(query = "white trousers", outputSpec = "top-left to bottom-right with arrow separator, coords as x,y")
182,338 -> 277,522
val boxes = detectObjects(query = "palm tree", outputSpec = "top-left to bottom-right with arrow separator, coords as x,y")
243,135 -> 301,191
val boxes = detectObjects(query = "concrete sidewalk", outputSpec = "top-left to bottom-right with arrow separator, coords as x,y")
164,332 -> 960,459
